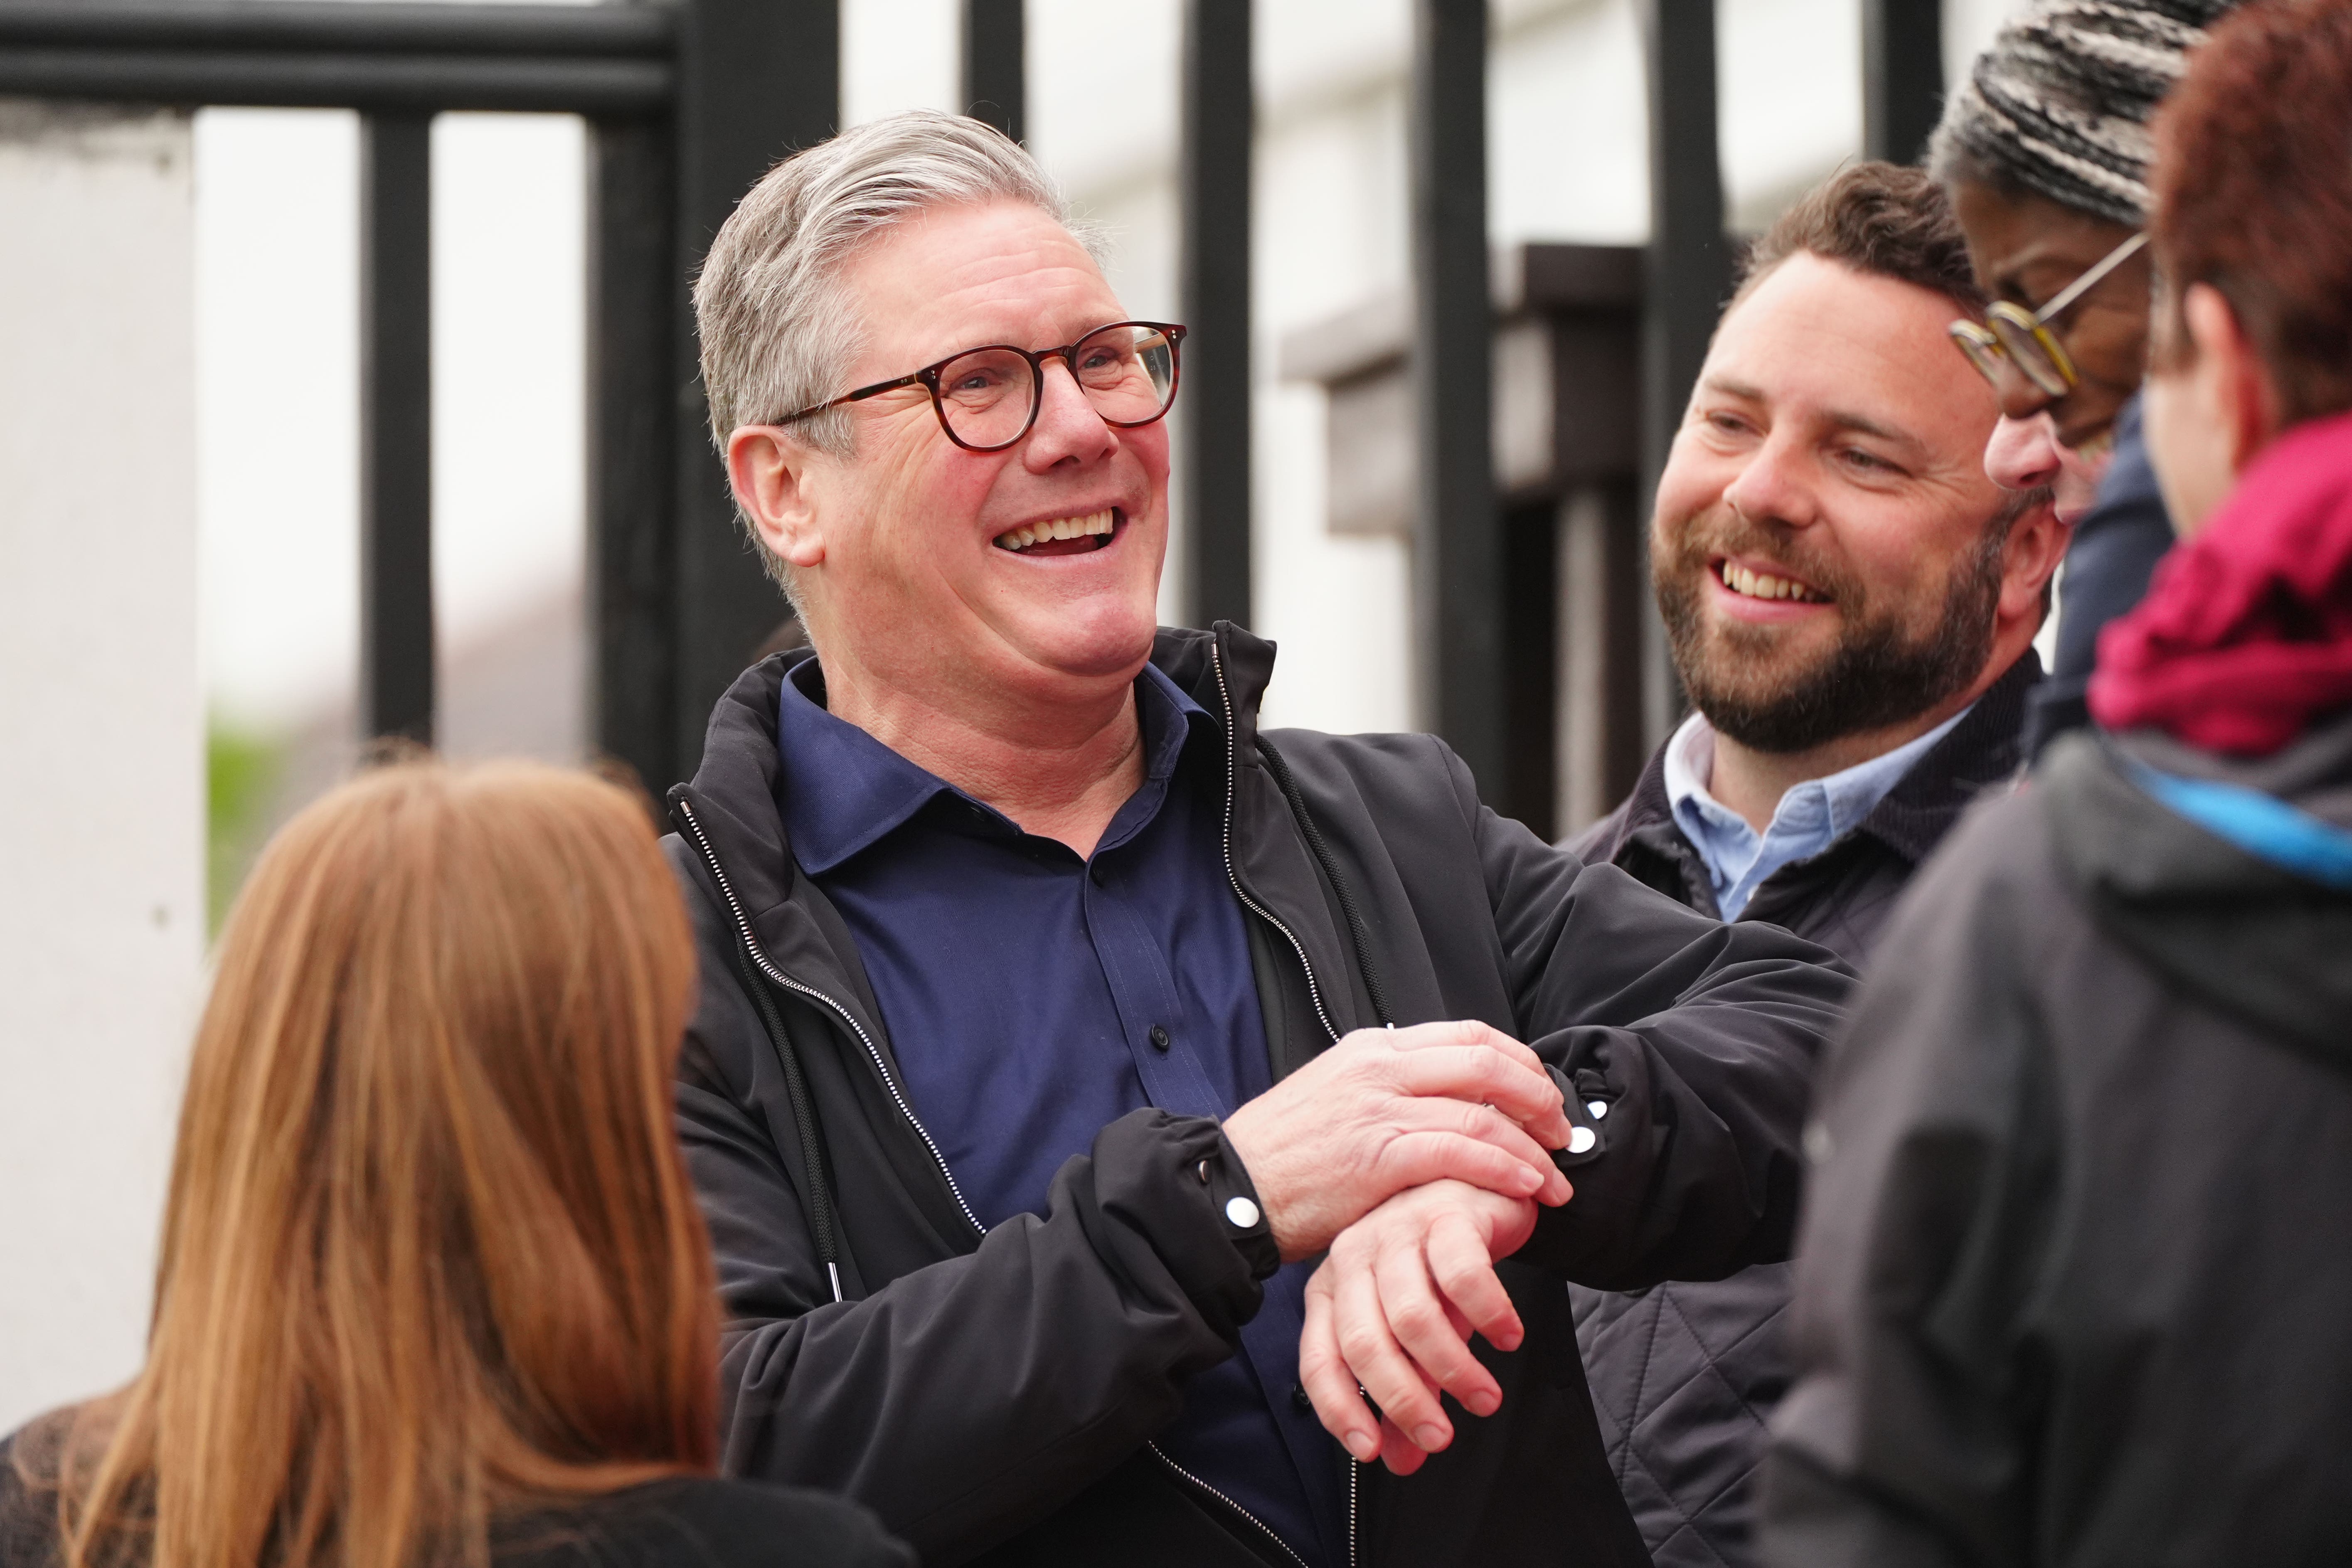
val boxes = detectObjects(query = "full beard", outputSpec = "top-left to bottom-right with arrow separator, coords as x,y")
1654,519 -> 2004,755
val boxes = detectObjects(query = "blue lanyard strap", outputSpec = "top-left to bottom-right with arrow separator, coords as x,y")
2123,757 -> 2352,892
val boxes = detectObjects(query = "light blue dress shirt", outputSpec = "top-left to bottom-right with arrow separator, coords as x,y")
1663,708 -> 1970,920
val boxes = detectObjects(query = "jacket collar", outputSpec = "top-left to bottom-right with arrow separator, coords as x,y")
677,623 -> 1281,939
1603,648 -> 2042,874
769,652 -> 1212,876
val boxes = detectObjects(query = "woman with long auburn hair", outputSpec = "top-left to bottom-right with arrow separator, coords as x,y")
0,761 -> 909,1568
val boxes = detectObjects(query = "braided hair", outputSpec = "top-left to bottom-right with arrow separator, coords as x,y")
1931,0 -> 2237,226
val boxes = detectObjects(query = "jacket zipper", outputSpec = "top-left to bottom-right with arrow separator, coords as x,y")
670,791 -> 987,1241
1211,641 -> 1342,1050
1210,638 -> 1365,1568
685,653 -> 1362,1567
1146,1442 -> 1313,1568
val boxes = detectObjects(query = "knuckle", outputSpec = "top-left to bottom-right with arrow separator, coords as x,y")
1433,1255 -> 1483,1293
1336,1323 -> 1387,1363
1390,1303 -> 1443,1341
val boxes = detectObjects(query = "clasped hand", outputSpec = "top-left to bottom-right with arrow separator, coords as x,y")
1220,1019 -> 1571,1262
1221,1021 -> 1571,1474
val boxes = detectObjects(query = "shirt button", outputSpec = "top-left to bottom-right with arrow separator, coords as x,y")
1291,1383 -> 1314,1414
1149,1025 -> 1172,1052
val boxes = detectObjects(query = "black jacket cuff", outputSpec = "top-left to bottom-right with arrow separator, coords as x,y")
1201,1131 -> 1283,1280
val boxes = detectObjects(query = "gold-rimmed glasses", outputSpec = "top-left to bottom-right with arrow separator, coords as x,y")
1948,231 -> 2149,399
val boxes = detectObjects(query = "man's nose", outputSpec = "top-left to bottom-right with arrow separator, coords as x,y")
1719,433 -> 1818,531
1984,412 -> 2063,492
1023,358 -> 1118,468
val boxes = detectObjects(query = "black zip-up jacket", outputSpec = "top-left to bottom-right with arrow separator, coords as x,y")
1763,717 -> 2352,1566
664,622 -> 1856,1568
1559,653 -> 2036,1568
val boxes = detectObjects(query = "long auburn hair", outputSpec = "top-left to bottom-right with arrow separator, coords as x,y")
40,761 -> 718,1568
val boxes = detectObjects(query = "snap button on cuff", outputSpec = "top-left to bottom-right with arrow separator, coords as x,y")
1566,1126 -> 1598,1155
1225,1196 -> 1262,1228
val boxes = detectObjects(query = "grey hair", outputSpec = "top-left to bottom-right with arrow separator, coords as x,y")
1929,0 -> 2237,227
693,110 -> 1091,597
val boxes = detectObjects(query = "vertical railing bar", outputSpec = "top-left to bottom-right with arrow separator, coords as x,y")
1180,0 -> 1252,632
1410,0 -> 1502,791
588,113 -> 678,790
667,0 -> 840,774
1863,0 -> 1944,165
960,0 -> 1025,143
360,108 -> 435,746
1638,0 -> 1727,752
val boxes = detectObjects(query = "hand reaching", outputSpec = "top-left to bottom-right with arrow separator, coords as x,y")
1297,1177 -> 1548,1473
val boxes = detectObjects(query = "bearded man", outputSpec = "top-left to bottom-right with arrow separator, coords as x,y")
1564,162 -> 2065,1568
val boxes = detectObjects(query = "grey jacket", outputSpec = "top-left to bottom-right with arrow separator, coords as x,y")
1563,654 -> 2037,1568
1763,719 -> 2352,1566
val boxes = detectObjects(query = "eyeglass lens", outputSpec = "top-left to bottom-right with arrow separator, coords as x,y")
933,324 -> 1178,450
1985,311 -> 2075,397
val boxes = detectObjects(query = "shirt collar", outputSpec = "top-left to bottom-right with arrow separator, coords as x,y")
1663,704 -> 1974,852
773,656 -> 1213,876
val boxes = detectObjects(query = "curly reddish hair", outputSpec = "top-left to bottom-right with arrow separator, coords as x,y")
2151,0 -> 2352,425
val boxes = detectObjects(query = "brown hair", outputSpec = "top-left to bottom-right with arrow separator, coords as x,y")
2150,0 -> 2352,426
1734,160 -> 1990,316
35,761 -> 716,1568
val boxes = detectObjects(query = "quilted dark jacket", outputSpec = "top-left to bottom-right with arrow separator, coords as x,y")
1561,652 -> 2036,1568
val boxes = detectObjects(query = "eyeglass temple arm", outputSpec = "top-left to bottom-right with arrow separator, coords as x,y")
2037,232 -> 2150,325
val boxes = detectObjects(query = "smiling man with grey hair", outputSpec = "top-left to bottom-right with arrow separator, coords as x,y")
662,107 -> 1851,1568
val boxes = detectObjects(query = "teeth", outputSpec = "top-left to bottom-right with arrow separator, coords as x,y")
1721,562 -> 1825,603
993,508 -> 1117,552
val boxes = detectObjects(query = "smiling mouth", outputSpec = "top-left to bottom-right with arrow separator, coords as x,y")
993,508 -> 1120,556
1715,559 -> 1830,604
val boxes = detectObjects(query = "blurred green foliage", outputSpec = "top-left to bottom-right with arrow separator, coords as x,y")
207,722 -> 284,935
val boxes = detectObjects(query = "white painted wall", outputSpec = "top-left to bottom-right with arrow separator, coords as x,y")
0,101 -> 204,1435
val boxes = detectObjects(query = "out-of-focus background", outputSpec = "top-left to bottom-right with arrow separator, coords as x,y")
0,0 -> 2014,1433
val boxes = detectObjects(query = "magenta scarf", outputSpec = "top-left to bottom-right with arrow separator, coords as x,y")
2090,408 -> 2352,756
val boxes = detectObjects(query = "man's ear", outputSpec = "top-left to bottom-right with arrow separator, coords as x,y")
727,425 -> 830,570
1997,492 -> 2070,627
2181,283 -> 2283,479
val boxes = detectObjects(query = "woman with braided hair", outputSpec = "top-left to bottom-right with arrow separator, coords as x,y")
1931,0 -> 2235,758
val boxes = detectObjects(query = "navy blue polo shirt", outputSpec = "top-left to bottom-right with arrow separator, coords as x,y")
774,657 -> 1341,1568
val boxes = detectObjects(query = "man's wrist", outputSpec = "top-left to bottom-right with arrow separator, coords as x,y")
1198,1132 -> 1282,1280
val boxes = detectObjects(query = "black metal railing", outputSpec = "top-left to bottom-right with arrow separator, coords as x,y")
1,0 -> 1944,809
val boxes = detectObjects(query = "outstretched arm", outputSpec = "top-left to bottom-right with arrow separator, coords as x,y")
1469,758 -> 1855,1287
1292,747 -> 1855,1471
